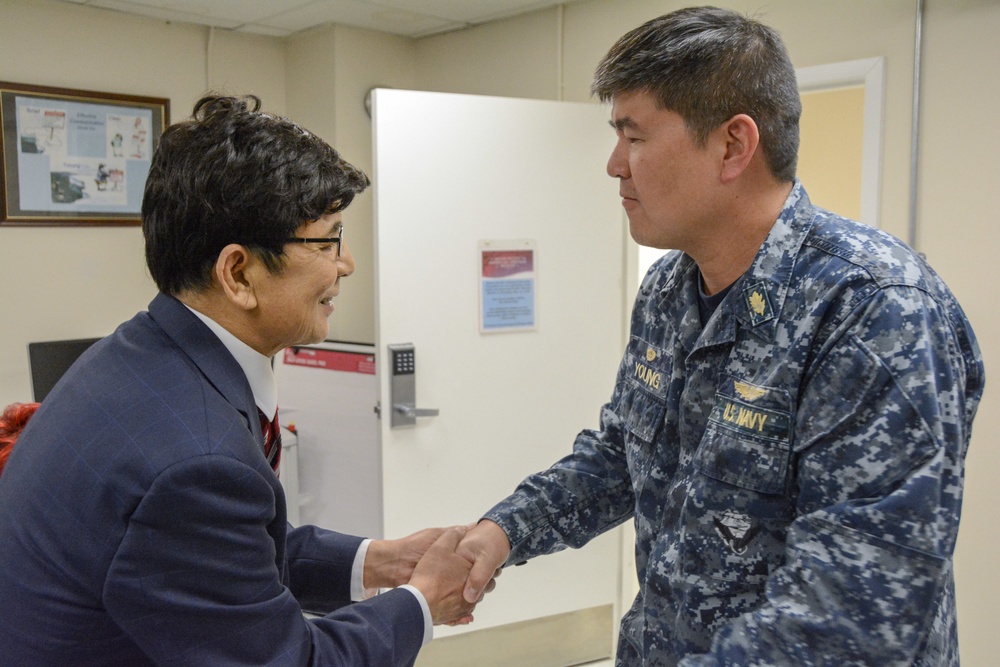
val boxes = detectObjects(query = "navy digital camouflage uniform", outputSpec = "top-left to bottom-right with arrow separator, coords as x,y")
484,182 -> 984,666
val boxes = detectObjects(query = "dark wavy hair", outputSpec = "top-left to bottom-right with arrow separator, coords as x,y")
0,402 -> 40,477
142,95 -> 370,295
592,6 -> 801,182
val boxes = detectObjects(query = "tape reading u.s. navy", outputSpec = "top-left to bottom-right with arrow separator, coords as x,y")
709,396 -> 789,441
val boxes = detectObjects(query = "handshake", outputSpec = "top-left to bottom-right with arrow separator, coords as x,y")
363,520 -> 511,625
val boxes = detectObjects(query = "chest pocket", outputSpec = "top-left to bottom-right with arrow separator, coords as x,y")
617,337 -> 672,502
694,374 -> 793,495
618,338 -> 670,443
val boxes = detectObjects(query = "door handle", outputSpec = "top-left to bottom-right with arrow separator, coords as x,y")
392,404 -> 440,419
387,343 -> 439,428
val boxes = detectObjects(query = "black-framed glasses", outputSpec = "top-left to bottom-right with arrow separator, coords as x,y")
284,230 -> 344,257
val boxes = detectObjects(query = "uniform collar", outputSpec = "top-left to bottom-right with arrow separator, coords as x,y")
656,181 -> 815,348
731,181 -> 814,342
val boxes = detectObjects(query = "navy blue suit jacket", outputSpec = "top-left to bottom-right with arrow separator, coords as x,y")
0,294 -> 424,665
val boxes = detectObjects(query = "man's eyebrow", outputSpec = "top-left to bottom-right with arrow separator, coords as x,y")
610,117 -> 637,132
321,219 -> 343,237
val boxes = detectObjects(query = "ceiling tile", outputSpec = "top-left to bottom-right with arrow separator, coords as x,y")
56,0 -> 580,38
260,0 -> 457,37
118,0 -> 298,22
90,0 -> 242,28
376,0 -> 557,24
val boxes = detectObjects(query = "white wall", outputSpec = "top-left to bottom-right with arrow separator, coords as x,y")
1,0 -> 996,662
917,4 -> 1000,663
417,10 -> 562,100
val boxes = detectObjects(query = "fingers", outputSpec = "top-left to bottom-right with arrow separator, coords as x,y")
456,521 -> 510,604
483,568 -> 501,595
409,526 -> 478,625
398,527 -> 447,564
434,525 -> 469,551
408,526 -> 448,545
366,526 -> 453,590
464,555 -> 499,604
403,522 -> 507,622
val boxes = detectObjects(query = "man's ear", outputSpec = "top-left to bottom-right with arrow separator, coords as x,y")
214,244 -> 259,311
719,113 -> 760,184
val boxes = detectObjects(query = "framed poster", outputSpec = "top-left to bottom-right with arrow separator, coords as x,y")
479,238 -> 537,333
0,81 -> 169,226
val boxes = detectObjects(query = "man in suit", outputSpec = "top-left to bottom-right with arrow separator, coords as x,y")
0,95 -> 477,665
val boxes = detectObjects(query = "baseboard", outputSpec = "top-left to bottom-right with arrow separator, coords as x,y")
415,604 -> 614,667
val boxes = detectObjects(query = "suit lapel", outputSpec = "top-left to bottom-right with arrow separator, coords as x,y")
147,293 -> 262,443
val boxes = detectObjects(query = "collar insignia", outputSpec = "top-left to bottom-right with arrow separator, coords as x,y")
742,281 -> 774,326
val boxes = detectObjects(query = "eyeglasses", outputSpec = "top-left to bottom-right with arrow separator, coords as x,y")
284,230 -> 344,257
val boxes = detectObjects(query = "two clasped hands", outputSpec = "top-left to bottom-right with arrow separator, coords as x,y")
363,519 -> 514,625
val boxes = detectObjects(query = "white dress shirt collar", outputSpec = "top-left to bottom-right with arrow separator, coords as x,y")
183,305 -> 278,420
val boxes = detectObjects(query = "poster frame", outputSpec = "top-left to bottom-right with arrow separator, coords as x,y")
0,81 -> 168,227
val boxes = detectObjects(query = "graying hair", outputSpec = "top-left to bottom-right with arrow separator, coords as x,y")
592,6 -> 801,182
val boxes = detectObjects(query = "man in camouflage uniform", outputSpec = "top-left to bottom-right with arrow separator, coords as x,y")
457,6 -> 985,665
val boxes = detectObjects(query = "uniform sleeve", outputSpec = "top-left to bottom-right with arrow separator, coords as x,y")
681,284 -> 984,666
104,455 -> 424,666
483,265 -> 669,565
483,371 -> 637,564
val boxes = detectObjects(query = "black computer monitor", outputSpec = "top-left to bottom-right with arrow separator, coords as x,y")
27,337 -> 102,402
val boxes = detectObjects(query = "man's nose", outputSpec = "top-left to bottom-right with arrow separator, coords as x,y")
607,139 -> 630,179
338,240 -> 355,277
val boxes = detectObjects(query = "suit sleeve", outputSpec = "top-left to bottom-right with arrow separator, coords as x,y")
679,285 -> 984,665
104,455 -> 424,666
284,523 -> 363,613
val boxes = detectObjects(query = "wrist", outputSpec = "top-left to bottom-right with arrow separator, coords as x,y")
363,539 -> 403,589
476,519 -> 512,561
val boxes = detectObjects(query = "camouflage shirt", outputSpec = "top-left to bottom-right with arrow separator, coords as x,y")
484,183 -> 984,666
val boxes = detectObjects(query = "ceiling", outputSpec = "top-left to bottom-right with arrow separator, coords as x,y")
58,0 -> 581,38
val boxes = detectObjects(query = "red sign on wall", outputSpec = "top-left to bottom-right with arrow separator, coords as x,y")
283,347 -> 375,374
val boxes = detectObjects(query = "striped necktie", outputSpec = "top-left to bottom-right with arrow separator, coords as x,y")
257,407 -> 282,476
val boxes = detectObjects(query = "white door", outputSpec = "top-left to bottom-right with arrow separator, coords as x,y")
372,89 -> 626,662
